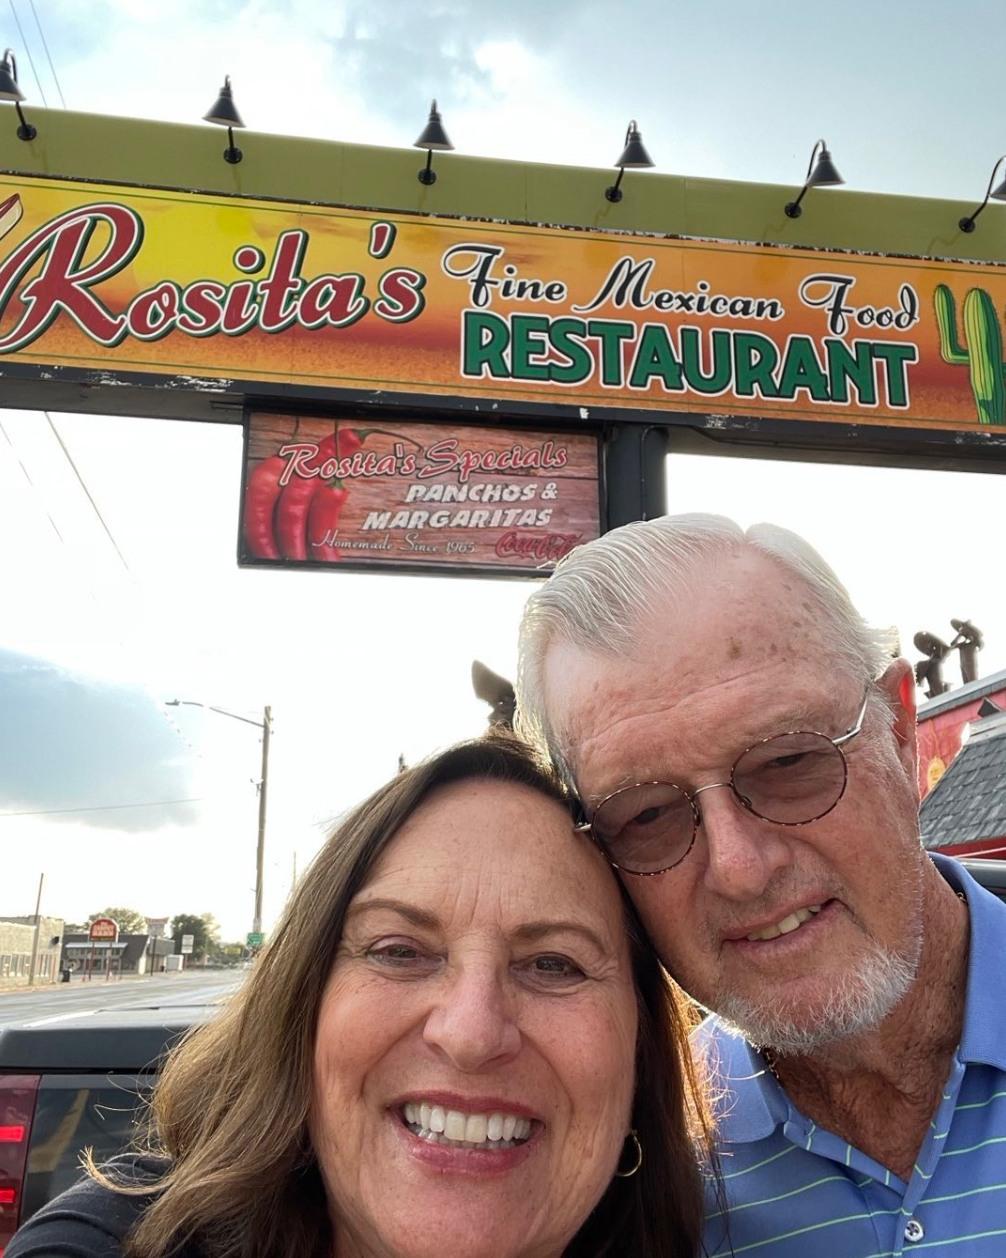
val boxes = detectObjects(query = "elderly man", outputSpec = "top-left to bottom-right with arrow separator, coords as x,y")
516,513 -> 1006,1257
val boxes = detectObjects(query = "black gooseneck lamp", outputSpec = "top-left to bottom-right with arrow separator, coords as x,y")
784,139 -> 843,218
604,120 -> 654,203
958,156 -> 1006,233
414,100 -> 453,185
0,49 -> 37,141
203,75 -> 245,164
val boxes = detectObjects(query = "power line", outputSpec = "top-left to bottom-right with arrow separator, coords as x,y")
7,0 -> 47,105
0,796 -> 205,818
28,0 -> 66,108
46,413 -> 132,575
0,417 -> 69,547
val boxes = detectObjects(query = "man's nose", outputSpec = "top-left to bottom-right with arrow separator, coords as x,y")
694,784 -> 792,901
422,962 -> 521,1071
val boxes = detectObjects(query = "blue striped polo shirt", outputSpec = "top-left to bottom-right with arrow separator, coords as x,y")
700,855 -> 1006,1258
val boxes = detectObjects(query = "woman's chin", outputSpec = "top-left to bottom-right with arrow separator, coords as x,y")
339,1212 -> 565,1258
338,1117 -> 572,1258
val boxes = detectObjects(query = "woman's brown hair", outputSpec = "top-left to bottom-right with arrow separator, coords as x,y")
99,733 -> 712,1258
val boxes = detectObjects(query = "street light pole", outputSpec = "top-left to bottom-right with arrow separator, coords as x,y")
253,705 -> 271,935
165,699 -> 272,941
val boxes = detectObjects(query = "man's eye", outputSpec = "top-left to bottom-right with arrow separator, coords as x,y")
767,752 -> 807,770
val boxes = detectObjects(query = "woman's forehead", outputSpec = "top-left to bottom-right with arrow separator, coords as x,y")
355,777 -> 624,930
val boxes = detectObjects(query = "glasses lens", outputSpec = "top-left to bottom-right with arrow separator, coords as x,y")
591,783 -> 695,873
733,732 -> 847,824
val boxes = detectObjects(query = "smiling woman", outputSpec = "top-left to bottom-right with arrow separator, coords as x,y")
5,733 -> 712,1258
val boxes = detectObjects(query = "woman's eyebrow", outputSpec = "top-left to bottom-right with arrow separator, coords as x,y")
345,897 -> 441,929
512,920 -> 610,953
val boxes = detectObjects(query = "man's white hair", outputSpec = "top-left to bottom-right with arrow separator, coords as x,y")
515,513 -> 899,771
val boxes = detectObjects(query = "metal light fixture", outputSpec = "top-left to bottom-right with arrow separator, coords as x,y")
958,156 -> 1006,233
0,49 -> 36,141
203,75 -> 245,164
605,120 -> 654,203
784,139 -> 843,218
414,100 -> 453,185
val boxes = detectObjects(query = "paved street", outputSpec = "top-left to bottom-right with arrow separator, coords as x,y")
0,970 -> 245,1027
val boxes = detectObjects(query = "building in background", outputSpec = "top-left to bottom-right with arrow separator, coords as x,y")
60,932 -> 175,977
916,666 -> 1006,800
921,704 -> 1006,859
0,916 -> 64,987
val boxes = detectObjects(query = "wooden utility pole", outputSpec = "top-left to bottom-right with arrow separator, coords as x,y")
27,872 -> 44,986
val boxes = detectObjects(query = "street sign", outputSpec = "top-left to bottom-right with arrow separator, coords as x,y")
246,931 -> 264,949
180,934 -> 194,955
88,916 -> 119,942
145,917 -> 169,939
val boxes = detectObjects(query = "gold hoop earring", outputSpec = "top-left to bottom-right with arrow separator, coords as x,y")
614,1129 -> 642,1178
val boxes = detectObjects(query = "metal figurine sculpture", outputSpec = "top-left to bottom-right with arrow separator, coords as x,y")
471,660 -> 516,729
913,630 -> 952,699
950,619 -> 984,685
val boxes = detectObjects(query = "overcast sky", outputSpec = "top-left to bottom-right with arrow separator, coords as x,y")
2,0 -> 1005,940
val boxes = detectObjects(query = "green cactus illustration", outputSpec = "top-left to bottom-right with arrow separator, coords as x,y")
933,284 -> 1006,425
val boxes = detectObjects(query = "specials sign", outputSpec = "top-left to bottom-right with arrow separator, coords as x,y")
241,412 -> 600,576
2,174 -> 1006,434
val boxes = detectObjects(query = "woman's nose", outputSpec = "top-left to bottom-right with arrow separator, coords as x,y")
422,963 -> 521,1071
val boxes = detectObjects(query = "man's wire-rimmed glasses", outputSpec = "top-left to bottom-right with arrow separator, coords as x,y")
575,692 -> 871,877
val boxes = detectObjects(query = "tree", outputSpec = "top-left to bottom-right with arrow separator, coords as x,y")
169,913 -> 221,962
89,906 -> 149,934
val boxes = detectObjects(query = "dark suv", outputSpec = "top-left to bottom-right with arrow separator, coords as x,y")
0,1001 -> 216,1251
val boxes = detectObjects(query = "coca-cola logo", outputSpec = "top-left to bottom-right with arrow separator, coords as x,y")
0,197 -> 427,355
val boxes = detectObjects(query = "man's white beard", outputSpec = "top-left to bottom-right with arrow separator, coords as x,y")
714,937 -> 921,1054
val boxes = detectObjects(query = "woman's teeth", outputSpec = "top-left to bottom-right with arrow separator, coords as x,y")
746,904 -> 822,942
402,1102 -> 533,1148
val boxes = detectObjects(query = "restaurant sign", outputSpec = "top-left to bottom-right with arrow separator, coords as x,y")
2,174 -> 1006,434
241,412 -> 600,576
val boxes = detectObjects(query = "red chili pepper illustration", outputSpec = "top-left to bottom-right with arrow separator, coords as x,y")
337,427 -> 363,457
275,470 -> 323,560
275,430 -> 339,560
242,454 -> 287,560
275,426 -> 362,560
308,484 -> 349,562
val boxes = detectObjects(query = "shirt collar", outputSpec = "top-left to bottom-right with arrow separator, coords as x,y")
695,1017 -> 787,1143
697,853 -> 1006,1144
930,852 -> 1006,1071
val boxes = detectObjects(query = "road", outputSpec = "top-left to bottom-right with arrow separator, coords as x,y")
0,970 -> 245,1026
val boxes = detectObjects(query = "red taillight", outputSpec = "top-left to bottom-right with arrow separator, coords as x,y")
0,1074 -> 39,1251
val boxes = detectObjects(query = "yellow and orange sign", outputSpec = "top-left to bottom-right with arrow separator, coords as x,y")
3,174 -> 1006,432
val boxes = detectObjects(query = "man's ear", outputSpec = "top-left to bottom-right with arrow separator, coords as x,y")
876,658 -> 919,784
